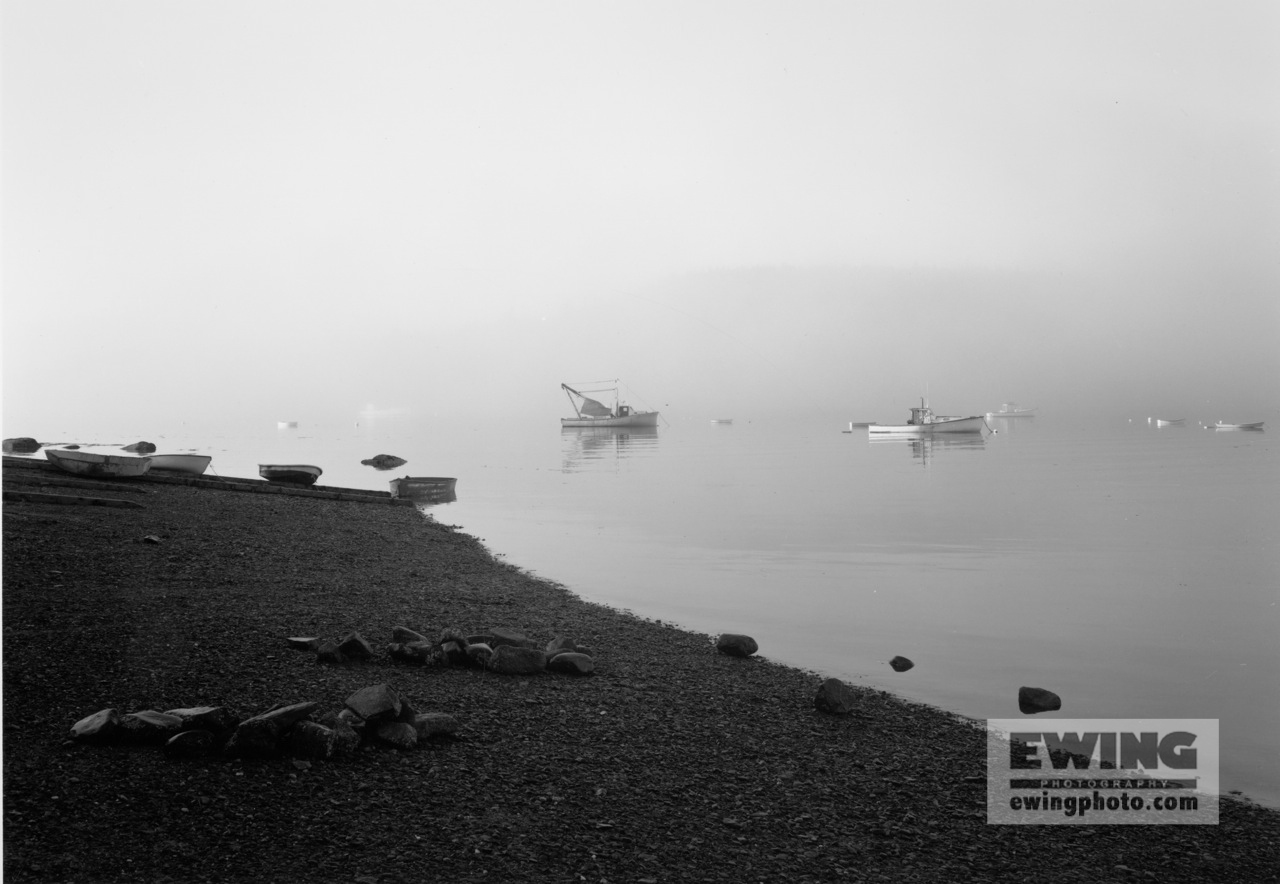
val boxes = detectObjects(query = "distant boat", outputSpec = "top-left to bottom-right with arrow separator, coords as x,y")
258,464 -> 322,486
1209,421 -> 1265,430
561,381 -> 659,428
868,400 -> 989,436
148,454 -> 212,475
1155,418 -> 1185,427
390,476 -> 458,503
987,403 -> 1037,418
711,418 -> 734,424
45,449 -> 152,478
277,421 -> 298,429
842,421 -> 878,433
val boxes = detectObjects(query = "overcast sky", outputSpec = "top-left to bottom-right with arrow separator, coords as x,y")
4,1 -> 1277,431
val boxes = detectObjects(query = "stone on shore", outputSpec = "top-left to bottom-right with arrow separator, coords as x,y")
338,631 -> 375,660
70,708 -> 121,741
119,710 -> 186,743
487,644 -> 546,675
547,652 -> 595,675
164,706 -> 237,735
345,684 -> 402,722
490,627 -> 537,649
287,720 -> 340,760
315,641 -> 345,665
3,437 -> 41,453
164,729 -> 217,758
392,625 -> 431,644
225,701 -> 320,756
413,712 -> 459,740
814,678 -> 860,715
716,633 -> 759,658
287,636 -> 322,651
1018,686 -> 1062,714
889,656 -> 915,672
361,454 -> 407,470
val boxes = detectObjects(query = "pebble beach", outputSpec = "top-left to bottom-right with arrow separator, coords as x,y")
3,459 -> 1278,883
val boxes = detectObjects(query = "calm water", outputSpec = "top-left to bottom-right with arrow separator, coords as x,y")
18,412 -> 1279,805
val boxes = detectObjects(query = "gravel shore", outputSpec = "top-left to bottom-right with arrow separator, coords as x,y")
3,469 -> 1277,883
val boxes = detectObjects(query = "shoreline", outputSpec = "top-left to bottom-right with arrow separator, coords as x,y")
3,472 -> 1278,882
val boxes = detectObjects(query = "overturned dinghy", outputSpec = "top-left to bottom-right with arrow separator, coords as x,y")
259,464 -> 322,486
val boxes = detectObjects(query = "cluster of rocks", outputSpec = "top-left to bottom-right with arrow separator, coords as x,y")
361,453 -> 407,470
68,683 -> 459,760
291,625 -> 596,677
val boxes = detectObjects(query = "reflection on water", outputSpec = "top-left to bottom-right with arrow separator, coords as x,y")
560,426 -> 659,472
869,434 -> 987,466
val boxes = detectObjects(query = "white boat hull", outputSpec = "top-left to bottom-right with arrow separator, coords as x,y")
259,464 -> 323,486
149,454 -> 212,475
1211,421 -> 1265,430
46,449 -> 152,478
868,415 -> 988,435
561,412 -> 660,428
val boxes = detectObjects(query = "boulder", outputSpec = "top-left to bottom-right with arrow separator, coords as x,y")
360,454 -> 407,470
164,706 -> 237,735
70,708 -> 121,741
225,702 -> 320,756
490,627 -> 537,650
287,721 -> 339,760
2,437 -> 41,453
487,644 -> 546,675
345,684 -> 402,722
315,641 -> 345,665
889,656 -> 915,673
465,643 -> 494,668
1018,686 -> 1062,714
122,441 -> 156,453
387,641 -> 438,666
413,712 -> 459,740
716,634 -> 759,658
440,639 -> 469,666
392,626 -> 431,644
375,721 -> 418,750
545,636 -> 580,657
164,729 -> 217,758
119,710 -> 185,743
814,678 -> 860,715
338,631 -> 374,661
547,652 -> 595,676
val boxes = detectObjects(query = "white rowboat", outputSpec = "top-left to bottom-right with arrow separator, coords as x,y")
45,449 -> 152,478
148,454 -> 212,475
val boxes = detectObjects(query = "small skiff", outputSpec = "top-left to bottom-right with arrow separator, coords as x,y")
1209,421 -> 1265,430
148,454 -> 212,475
45,449 -> 152,478
389,476 -> 458,503
986,403 -> 1037,418
259,464 -> 322,486
1155,418 -> 1185,427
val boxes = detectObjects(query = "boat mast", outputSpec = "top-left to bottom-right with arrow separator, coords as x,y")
562,383 -> 584,420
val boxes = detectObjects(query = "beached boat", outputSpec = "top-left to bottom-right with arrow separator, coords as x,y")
561,381 -> 659,428
987,403 -> 1037,418
868,400 -> 989,436
148,454 -> 213,475
1209,421 -> 1265,430
389,476 -> 458,503
258,464 -> 322,486
45,449 -> 152,478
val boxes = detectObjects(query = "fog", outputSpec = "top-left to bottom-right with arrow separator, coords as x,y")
4,2 -> 1278,437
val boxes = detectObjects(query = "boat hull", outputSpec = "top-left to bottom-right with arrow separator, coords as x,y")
561,412 -> 660,428
1212,422 -> 1265,430
258,464 -> 322,486
45,449 -> 152,478
390,476 -> 458,503
149,454 -> 212,475
868,415 -> 988,435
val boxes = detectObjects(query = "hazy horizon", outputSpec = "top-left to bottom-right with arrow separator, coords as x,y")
4,2 -> 1278,438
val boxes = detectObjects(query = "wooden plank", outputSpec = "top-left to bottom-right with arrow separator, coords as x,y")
4,491 -> 144,509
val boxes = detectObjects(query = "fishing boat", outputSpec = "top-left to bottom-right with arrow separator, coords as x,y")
148,454 -> 212,475
45,449 -> 152,478
1209,421 -> 1265,430
561,381 -> 659,428
258,464 -> 322,486
868,400 -> 989,436
986,403 -> 1037,418
389,476 -> 458,503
